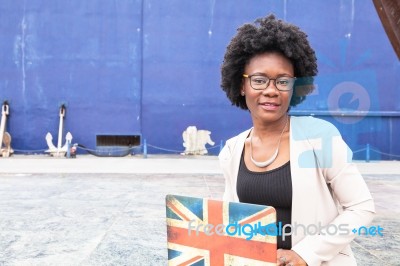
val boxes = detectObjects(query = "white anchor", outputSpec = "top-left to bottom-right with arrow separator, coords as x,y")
45,105 -> 73,157
0,102 -> 14,157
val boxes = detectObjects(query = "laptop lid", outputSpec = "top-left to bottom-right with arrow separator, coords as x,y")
166,194 -> 277,265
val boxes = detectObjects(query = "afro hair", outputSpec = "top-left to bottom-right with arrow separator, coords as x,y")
221,14 -> 318,109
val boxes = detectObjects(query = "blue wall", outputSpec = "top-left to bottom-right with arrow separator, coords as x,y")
1,0 -> 399,159
0,1 -> 143,151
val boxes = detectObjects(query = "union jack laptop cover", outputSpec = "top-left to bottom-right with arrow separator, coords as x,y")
166,194 -> 277,266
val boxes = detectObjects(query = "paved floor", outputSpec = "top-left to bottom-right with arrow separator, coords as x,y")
0,155 -> 399,265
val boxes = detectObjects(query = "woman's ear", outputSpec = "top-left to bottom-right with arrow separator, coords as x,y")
241,82 -> 246,96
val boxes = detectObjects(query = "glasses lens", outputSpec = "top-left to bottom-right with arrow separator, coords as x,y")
250,76 -> 268,90
276,77 -> 295,91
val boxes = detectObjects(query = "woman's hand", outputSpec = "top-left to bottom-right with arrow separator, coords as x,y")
277,249 -> 307,266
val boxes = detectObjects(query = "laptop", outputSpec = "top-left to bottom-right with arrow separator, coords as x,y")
166,194 -> 277,266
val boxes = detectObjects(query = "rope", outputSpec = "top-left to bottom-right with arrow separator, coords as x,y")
76,145 -> 139,153
353,146 -> 400,158
147,143 -> 222,154
146,144 -> 183,153
370,148 -> 400,158
76,144 -> 137,157
352,148 -> 366,154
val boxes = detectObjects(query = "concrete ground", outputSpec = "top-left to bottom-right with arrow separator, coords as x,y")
0,155 -> 398,266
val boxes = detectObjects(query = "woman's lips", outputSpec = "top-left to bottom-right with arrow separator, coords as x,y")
259,102 -> 280,111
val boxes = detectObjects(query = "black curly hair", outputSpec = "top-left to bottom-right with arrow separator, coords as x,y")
221,14 -> 318,109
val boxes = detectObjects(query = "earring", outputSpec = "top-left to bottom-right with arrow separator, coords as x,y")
241,91 -> 245,96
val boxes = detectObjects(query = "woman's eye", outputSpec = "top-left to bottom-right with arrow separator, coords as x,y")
277,79 -> 289,85
253,78 -> 267,84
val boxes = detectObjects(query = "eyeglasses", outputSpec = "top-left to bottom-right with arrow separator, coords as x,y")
243,74 -> 296,91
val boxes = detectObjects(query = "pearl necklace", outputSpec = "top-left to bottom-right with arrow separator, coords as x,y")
250,116 -> 289,168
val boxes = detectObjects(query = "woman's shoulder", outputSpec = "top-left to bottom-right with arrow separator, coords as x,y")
291,116 -> 340,136
219,128 -> 251,159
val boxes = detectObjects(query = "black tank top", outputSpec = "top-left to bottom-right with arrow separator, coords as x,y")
237,151 -> 293,249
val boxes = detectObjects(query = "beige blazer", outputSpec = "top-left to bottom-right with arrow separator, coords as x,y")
219,116 -> 375,266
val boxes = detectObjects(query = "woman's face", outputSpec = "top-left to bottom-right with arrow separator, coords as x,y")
242,52 -> 294,124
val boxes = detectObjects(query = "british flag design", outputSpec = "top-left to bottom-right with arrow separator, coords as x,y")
166,194 -> 277,266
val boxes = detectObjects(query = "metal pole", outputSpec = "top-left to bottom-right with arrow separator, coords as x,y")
366,143 -> 370,163
67,140 -> 71,158
143,139 -> 147,158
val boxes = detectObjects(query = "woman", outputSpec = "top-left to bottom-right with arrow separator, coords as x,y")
219,15 -> 375,266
